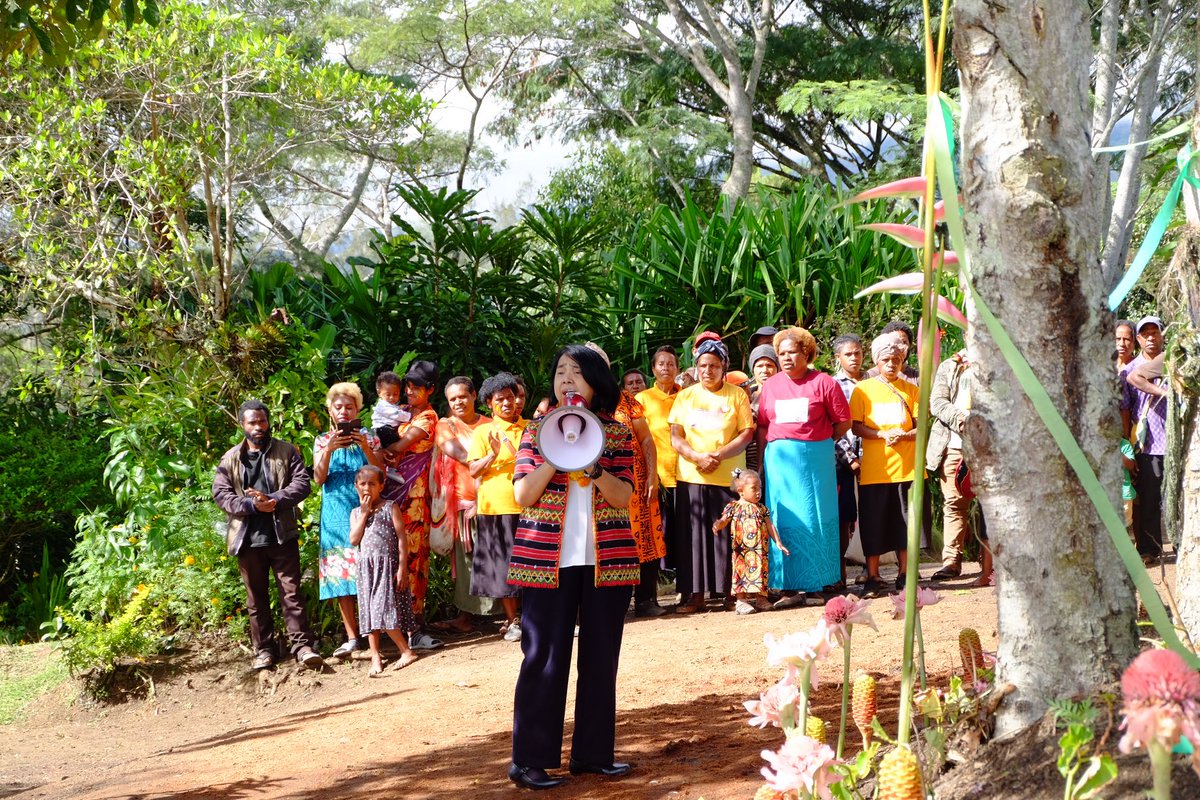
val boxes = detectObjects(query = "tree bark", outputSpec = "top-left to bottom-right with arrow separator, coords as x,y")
954,0 -> 1139,737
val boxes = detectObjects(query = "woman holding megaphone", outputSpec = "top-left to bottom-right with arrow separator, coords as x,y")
505,344 -> 639,791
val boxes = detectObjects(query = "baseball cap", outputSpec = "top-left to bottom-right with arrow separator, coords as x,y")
1136,316 -> 1164,334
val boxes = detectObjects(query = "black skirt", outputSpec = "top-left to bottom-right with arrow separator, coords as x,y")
857,481 -> 911,557
470,513 -> 520,599
673,481 -> 734,597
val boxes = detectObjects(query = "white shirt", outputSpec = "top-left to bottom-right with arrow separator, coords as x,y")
558,480 -> 596,567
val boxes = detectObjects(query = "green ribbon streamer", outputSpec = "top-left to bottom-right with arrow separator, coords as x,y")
1092,120 -> 1191,154
1107,143 -> 1199,312
926,94 -> 1200,669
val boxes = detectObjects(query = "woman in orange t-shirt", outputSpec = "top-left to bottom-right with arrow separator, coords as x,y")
430,376 -> 498,634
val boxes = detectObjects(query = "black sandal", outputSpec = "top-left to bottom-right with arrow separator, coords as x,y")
861,577 -> 886,598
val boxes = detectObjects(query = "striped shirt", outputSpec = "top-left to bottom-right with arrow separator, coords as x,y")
507,415 -> 640,588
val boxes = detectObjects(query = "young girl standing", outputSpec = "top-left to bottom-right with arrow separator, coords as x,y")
350,465 -> 419,676
712,469 -> 789,615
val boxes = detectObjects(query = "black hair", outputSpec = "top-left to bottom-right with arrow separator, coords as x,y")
444,375 -> 475,395
881,320 -> 915,345
479,372 -> 521,405
550,344 -> 620,414
238,399 -> 269,423
403,360 -> 439,390
832,333 -> 863,355
1115,319 -> 1136,335
376,371 -> 404,389
622,367 -> 645,380
652,344 -> 678,363
355,464 -> 385,483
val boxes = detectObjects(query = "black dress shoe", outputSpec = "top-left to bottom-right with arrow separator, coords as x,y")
508,764 -> 566,790
568,759 -> 632,777
634,601 -> 669,618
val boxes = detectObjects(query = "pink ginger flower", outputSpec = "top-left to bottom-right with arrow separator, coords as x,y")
889,586 -> 941,620
1119,648 -> 1200,754
744,677 -> 801,728
764,620 -> 837,678
822,594 -> 877,645
760,734 -> 843,799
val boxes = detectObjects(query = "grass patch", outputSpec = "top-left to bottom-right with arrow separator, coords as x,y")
0,643 -> 70,724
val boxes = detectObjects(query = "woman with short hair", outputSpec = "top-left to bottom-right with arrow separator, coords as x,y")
314,381 -> 385,658
506,344 -> 638,790
668,338 -> 755,614
756,327 -> 850,603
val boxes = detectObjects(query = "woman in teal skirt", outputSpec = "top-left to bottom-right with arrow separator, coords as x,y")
313,381 -> 384,658
755,328 -> 852,602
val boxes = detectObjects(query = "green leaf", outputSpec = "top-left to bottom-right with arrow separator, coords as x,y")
122,0 -> 137,30
142,0 -> 160,26
1073,755 -> 1118,799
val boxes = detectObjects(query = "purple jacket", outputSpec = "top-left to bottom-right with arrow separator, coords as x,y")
212,438 -> 311,555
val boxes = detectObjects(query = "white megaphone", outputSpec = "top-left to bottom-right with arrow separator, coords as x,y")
536,391 -> 605,473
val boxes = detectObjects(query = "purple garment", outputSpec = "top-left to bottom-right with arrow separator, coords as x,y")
1120,354 -> 1167,456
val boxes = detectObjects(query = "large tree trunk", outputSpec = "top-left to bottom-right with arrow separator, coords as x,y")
953,0 -> 1139,737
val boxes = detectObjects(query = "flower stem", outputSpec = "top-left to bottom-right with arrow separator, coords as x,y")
837,630 -> 852,758
915,614 -> 927,690
1149,741 -> 1172,800
798,664 -> 811,735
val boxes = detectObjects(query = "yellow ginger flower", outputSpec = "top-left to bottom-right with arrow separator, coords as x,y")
851,671 -> 877,748
805,714 -> 827,744
959,628 -> 983,678
752,785 -> 785,800
184,555 -> 196,566
877,745 -> 923,800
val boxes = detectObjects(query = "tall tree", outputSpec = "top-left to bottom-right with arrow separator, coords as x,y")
954,0 -> 1139,735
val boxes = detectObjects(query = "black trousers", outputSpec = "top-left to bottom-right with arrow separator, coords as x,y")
512,566 -> 633,768
1134,453 -> 1164,557
236,539 -> 316,656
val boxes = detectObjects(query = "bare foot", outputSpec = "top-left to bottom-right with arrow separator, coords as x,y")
392,652 -> 419,671
368,658 -> 384,677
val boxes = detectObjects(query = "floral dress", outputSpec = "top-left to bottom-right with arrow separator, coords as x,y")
381,406 -> 438,616
356,500 -> 418,635
315,428 -> 381,600
615,391 -> 666,563
719,499 -> 771,594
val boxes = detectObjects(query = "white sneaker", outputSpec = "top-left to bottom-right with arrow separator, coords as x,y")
503,620 -> 522,642
735,600 -> 757,615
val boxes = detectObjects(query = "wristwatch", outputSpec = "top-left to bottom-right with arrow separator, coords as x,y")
584,463 -> 603,480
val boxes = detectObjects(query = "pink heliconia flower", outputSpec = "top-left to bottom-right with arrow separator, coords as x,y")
822,594 -> 877,645
760,735 -> 843,799
889,586 -> 941,620
764,620 -> 837,678
744,677 -> 801,728
1118,649 -> 1200,754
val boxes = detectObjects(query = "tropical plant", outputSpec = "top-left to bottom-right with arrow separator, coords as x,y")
607,182 -> 917,369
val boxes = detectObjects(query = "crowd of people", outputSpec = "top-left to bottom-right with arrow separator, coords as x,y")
210,315 -> 1165,788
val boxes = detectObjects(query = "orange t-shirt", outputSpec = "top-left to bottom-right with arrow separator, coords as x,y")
435,414 -> 492,502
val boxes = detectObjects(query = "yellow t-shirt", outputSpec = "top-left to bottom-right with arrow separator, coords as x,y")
667,382 -> 754,486
635,386 -> 678,488
467,417 -> 528,515
850,377 -> 919,485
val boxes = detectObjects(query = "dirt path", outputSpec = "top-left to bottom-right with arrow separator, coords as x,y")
2,566 -> 1008,800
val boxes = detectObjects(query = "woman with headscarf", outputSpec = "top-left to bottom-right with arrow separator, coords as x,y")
756,328 -> 850,604
668,337 -> 755,614
850,333 -> 920,597
744,344 -> 780,472
313,381 -> 385,658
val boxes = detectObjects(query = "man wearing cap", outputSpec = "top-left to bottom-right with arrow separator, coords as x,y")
1120,316 -> 1167,562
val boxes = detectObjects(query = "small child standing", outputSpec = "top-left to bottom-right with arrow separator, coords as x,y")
349,465 -> 419,675
712,469 -> 789,615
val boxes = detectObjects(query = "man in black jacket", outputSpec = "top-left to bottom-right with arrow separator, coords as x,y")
213,400 -> 323,671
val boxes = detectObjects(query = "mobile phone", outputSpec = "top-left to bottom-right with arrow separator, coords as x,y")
337,419 -> 362,435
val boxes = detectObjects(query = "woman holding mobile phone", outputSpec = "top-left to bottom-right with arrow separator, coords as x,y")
314,381 -> 385,659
